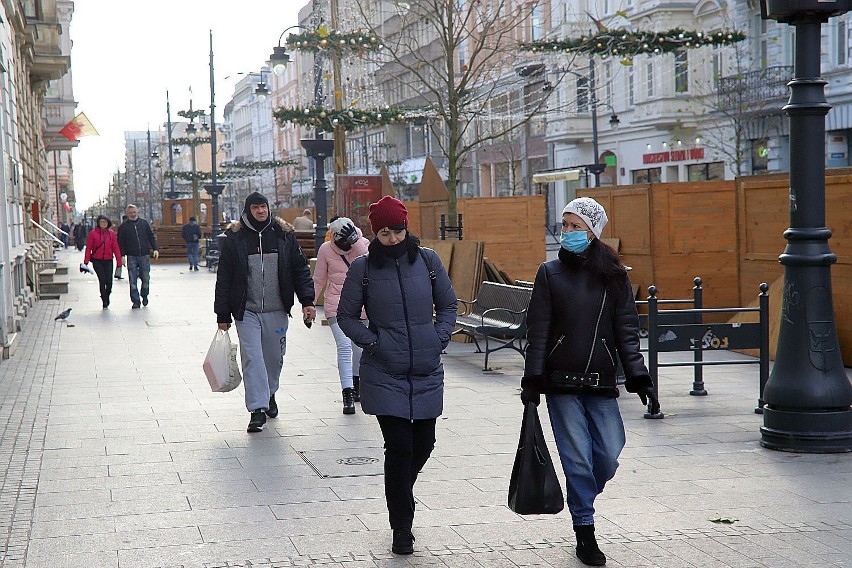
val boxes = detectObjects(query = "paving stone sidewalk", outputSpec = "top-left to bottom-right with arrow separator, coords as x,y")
0,249 -> 850,568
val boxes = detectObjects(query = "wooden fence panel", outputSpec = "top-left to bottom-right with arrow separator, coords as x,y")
457,196 -> 545,282
737,169 -> 852,362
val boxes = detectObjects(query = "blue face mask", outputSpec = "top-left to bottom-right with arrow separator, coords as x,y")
560,230 -> 592,253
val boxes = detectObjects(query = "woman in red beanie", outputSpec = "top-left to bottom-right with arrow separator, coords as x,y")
337,196 -> 457,555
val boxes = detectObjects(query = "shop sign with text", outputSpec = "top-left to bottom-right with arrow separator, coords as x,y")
643,147 -> 705,164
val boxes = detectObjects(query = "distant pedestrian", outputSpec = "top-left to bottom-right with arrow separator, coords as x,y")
73,221 -> 87,251
521,197 -> 659,567
292,208 -> 313,230
116,204 -> 159,309
214,192 -> 316,433
83,215 -> 123,309
313,216 -> 370,415
59,222 -> 70,247
337,196 -> 457,556
181,216 -> 203,271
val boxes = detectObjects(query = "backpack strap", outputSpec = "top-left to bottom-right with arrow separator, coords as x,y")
419,248 -> 437,287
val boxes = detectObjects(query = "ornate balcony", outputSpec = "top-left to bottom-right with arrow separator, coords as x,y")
717,66 -> 792,111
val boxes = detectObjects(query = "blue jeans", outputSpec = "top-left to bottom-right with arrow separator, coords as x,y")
546,393 -> 626,526
126,255 -> 151,306
186,242 -> 200,268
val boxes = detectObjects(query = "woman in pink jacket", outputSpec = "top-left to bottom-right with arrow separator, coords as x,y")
314,217 -> 370,414
84,215 -> 123,309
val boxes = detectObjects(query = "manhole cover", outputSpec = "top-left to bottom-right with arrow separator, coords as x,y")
297,449 -> 383,478
337,456 -> 380,466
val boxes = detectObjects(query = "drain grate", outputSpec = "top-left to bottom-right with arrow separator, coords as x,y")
297,449 -> 383,478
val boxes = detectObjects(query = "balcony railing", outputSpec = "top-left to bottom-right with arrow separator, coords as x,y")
717,66 -> 792,111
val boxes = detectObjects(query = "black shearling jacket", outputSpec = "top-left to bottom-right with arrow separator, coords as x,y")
522,247 -> 652,398
214,217 -> 314,324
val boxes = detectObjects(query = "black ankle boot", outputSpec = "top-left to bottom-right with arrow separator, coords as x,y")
574,525 -> 606,566
392,528 -> 414,554
352,376 -> 360,402
342,388 -> 356,414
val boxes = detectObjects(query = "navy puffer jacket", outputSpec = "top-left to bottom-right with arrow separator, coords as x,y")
337,237 -> 457,420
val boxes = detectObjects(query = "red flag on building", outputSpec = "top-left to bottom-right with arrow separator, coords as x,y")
59,112 -> 99,141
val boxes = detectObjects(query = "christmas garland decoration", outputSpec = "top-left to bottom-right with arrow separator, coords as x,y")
177,110 -> 207,120
172,136 -> 212,146
273,105 -> 409,132
520,28 -> 745,59
286,26 -> 382,54
219,159 -> 300,170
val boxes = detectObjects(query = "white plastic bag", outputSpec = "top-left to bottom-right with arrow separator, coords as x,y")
203,330 -> 243,392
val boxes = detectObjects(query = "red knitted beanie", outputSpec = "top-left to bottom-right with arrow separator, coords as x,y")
368,196 -> 408,234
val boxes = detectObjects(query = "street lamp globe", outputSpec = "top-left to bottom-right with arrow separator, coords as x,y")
269,46 -> 290,76
609,114 -> 620,129
255,82 -> 270,102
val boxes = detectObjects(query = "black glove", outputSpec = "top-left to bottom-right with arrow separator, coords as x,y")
520,388 -> 540,406
637,386 -> 660,415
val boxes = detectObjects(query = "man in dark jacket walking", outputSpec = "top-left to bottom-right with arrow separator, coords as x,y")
214,192 -> 316,433
116,204 -> 159,309
181,216 -> 203,271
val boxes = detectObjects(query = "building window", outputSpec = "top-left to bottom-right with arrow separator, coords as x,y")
632,168 -> 661,184
687,162 -> 725,181
409,124 -> 429,158
530,4 -> 542,41
752,138 -> 769,174
836,19 -> 847,66
604,61 -> 613,106
646,62 -> 654,98
753,13 -> 768,68
711,46 -> 722,91
675,50 -> 689,93
627,66 -> 634,106
577,76 -> 589,113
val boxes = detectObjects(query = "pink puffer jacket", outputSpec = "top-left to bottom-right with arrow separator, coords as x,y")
313,228 -> 369,318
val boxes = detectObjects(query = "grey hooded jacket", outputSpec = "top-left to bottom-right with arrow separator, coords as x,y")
337,245 -> 457,420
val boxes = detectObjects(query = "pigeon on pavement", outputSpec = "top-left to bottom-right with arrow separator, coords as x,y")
54,308 -> 72,321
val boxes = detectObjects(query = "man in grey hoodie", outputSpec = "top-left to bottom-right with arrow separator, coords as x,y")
214,192 -> 316,433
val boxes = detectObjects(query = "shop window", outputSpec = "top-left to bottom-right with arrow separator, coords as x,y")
632,168 -> 661,184
687,162 -> 725,181
752,139 -> 769,174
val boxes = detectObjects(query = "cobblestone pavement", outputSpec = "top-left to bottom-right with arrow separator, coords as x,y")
0,249 -> 850,568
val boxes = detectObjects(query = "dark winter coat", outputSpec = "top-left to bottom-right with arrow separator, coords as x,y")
116,218 -> 158,257
522,246 -> 652,398
181,221 -> 202,244
214,216 -> 314,324
337,237 -> 457,420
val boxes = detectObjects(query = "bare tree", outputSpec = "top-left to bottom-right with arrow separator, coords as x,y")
352,0 -> 552,221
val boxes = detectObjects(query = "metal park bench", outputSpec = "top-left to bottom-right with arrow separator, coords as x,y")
454,281 -> 533,371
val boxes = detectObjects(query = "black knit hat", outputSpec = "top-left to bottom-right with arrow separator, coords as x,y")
243,191 -> 269,214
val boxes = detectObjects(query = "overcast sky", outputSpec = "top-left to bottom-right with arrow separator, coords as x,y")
69,0 -> 301,210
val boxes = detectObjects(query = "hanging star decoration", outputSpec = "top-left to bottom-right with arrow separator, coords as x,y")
520,28 -> 746,62
171,136 -> 212,147
273,106 -> 409,132
286,26 -> 383,55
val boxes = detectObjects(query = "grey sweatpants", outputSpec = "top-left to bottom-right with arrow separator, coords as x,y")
235,310 -> 289,412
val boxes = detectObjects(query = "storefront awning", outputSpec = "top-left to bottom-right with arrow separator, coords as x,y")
532,169 -> 581,184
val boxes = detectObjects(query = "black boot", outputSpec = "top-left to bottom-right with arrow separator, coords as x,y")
342,388 -> 356,414
392,528 -> 414,555
352,376 -> 361,402
574,525 -> 606,566
266,394 -> 278,418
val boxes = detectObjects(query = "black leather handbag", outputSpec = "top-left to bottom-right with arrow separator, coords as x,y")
508,401 -> 565,515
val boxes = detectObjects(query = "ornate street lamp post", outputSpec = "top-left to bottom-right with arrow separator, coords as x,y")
758,0 -> 852,453
204,30 -> 225,250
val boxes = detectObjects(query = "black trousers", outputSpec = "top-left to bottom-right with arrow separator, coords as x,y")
92,259 -> 113,301
376,415 -> 436,530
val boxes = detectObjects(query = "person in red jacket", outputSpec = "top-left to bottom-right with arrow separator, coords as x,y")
84,215 -> 123,309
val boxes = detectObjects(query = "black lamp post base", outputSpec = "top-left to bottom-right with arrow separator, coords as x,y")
761,407 -> 852,452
